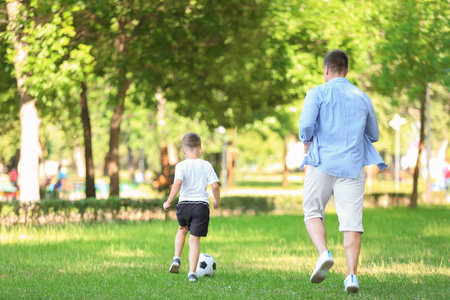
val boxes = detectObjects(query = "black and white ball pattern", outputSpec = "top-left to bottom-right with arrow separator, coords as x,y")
196,253 -> 216,277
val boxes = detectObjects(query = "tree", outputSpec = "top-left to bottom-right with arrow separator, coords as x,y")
68,0 -> 300,196
5,1 -> 40,201
20,2 -> 97,198
371,0 -> 450,207
80,81 -> 96,198
0,2 -> 19,169
2,1 -> 100,199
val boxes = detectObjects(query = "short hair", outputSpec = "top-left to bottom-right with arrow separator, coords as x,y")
323,50 -> 348,74
182,132 -> 201,150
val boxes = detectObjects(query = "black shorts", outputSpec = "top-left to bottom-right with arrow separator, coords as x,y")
176,202 -> 210,237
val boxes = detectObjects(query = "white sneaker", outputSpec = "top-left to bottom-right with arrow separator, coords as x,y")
188,273 -> 198,282
169,258 -> 181,273
310,250 -> 334,283
344,274 -> 359,293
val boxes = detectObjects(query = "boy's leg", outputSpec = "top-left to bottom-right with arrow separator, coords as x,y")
188,234 -> 201,274
175,226 -> 188,257
170,226 -> 188,273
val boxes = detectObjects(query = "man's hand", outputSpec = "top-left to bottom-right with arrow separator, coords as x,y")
163,201 -> 171,211
304,142 -> 311,154
214,200 -> 220,209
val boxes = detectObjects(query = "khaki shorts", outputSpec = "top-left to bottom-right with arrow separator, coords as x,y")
303,166 -> 365,233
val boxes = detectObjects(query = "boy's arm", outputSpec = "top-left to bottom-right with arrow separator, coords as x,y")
211,182 -> 220,209
163,179 -> 182,211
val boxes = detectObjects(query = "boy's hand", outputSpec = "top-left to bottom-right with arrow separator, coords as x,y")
214,200 -> 220,209
163,201 -> 171,211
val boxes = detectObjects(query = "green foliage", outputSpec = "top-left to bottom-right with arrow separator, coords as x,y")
235,129 -> 284,169
220,196 -> 276,214
0,192 -> 421,226
1,0 -> 449,190
372,0 -> 449,96
0,197 -> 165,226
0,2 -> 20,167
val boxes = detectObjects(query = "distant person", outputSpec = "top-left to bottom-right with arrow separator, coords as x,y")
444,159 -> 450,200
8,167 -> 19,199
163,132 -> 221,282
54,164 -> 67,190
298,50 -> 387,293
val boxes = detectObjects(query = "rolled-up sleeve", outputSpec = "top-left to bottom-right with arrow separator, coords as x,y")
299,88 -> 320,143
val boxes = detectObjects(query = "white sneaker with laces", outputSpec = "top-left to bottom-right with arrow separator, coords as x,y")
344,274 -> 359,293
310,250 -> 334,283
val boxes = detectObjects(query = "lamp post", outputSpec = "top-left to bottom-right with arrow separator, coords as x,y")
389,114 -> 407,192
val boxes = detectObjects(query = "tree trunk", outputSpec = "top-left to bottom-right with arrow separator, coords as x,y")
103,151 -> 109,176
108,98 -> 124,197
282,138 -> 289,187
160,146 -> 170,176
126,118 -> 136,181
107,76 -> 131,196
226,128 -> 238,187
128,145 -> 135,181
410,91 -> 427,208
80,81 -> 96,198
7,1 -> 40,202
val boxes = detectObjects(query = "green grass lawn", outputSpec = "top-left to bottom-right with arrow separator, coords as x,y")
0,206 -> 449,299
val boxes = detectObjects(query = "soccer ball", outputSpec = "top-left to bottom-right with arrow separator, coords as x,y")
196,253 -> 216,277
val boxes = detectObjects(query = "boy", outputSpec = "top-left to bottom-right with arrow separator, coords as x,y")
163,132 -> 221,282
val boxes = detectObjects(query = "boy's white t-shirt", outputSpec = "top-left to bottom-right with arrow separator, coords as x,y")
174,159 -> 219,204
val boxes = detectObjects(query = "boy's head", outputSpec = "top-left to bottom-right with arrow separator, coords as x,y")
182,132 -> 201,153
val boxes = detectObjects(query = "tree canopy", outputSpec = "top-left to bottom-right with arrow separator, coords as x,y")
0,0 -> 448,203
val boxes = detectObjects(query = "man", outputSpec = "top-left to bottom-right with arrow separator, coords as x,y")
298,50 -> 386,293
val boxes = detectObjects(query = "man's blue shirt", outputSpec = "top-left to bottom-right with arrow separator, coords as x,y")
299,77 -> 387,178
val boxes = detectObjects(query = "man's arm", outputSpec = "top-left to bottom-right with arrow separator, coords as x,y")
299,88 -> 319,144
364,97 -> 380,143
163,179 -> 182,210
211,182 -> 220,209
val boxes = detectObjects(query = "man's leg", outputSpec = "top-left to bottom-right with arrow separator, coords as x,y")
175,226 -> 188,257
343,231 -> 361,276
334,168 -> 365,293
303,166 -> 335,283
307,218 -> 334,283
303,166 -> 333,255
189,234 -> 201,274
305,218 -> 328,255
334,168 -> 365,276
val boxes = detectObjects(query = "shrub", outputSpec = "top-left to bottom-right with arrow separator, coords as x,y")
0,192 -> 414,226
